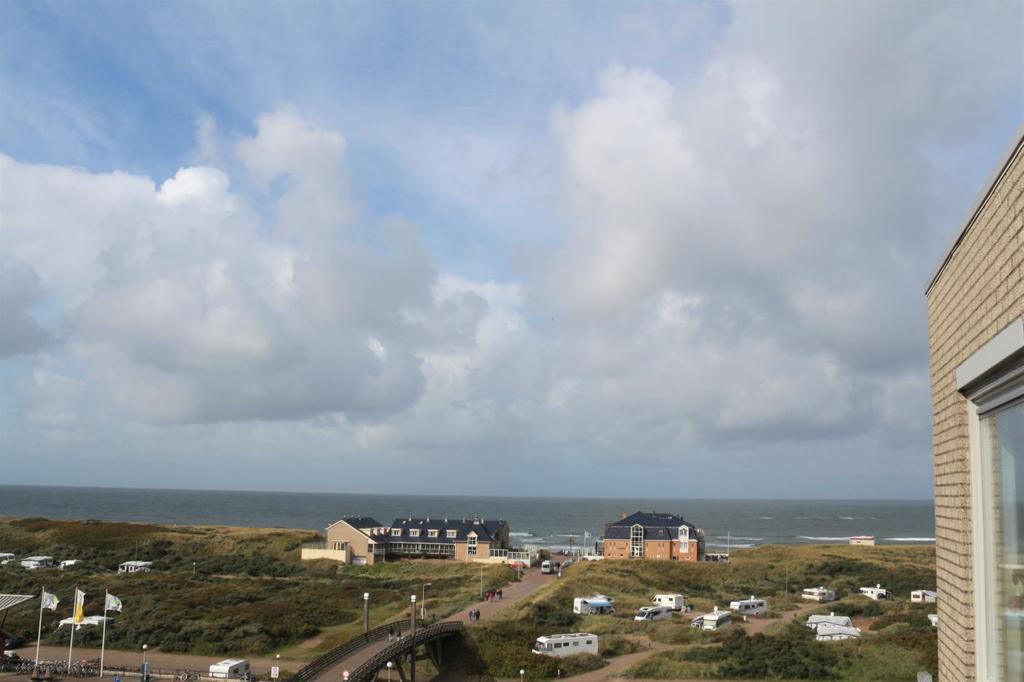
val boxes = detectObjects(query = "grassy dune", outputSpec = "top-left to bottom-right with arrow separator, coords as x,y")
468,544 -> 936,680
0,517 -> 513,660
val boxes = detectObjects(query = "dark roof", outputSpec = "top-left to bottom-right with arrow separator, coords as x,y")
338,517 -> 385,529
605,511 -> 699,540
386,517 -> 507,544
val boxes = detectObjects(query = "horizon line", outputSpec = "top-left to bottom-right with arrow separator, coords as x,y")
0,483 -> 935,503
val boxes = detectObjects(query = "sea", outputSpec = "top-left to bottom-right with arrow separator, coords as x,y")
0,486 -> 934,552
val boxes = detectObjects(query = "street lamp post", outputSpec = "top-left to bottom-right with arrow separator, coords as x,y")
520,668 -> 525,680
363,592 -> 370,634
480,565 -> 484,598
410,595 -> 417,682
192,561 -> 196,578
141,644 -> 149,682
421,583 -> 432,618
386,661 -> 393,681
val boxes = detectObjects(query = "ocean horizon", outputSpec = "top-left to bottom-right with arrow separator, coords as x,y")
0,485 -> 935,552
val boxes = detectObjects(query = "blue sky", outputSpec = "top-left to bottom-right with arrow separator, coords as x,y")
1,0 -> 1021,498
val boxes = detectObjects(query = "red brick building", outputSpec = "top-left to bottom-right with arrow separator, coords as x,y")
602,511 -> 705,561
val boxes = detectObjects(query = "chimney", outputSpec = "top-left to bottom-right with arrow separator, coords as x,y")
620,512 -> 627,520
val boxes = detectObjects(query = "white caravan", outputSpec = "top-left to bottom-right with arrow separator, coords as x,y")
209,660 -> 250,679
634,605 -> 674,622
540,560 -> 554,574
701,608 -> 732,630
815,623 -> 862,641
652,593 -> 687,611
21,556 -> 53,570
573,595 -> 615,615
801,587 -> 836,603
0,553 -> 15,565
532,633 -> 599,658
118,560 -> 154,574
729,596 -> 768,616
911,590 -> 937,604
806,613 -> 853,631
859,584 -> 894,601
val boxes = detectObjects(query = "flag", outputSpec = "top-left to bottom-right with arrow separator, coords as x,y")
104,593 -> 122,612
41,590 -> 60,611
73,589 -> 86,624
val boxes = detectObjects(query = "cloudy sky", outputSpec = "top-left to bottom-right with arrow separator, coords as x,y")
1,1 -> 1021,499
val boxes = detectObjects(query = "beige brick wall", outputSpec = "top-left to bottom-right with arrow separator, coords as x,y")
927,136 -> 1023,680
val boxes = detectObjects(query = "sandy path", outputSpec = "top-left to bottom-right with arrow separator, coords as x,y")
317,568 -> 555,680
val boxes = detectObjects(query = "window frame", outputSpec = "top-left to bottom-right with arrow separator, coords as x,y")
960,317 -> 1024,681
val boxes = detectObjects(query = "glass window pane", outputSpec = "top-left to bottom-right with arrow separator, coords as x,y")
982,399 -> 1024,680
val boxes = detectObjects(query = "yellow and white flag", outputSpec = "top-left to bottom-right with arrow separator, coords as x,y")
73,588 -> 86,624
105,593 -> 123,612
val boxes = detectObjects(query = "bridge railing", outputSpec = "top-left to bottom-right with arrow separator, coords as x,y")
290,619 -> 412,682
347,621 -> 464,682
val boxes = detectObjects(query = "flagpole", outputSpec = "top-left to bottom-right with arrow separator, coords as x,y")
100,591 -> 108,678
35,586 -> 45,666
67,587 -> 76,671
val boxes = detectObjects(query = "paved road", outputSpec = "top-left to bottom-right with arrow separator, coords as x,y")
7,645 -> 308,680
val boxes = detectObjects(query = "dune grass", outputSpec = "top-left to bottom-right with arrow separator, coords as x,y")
0,517 -> 513,659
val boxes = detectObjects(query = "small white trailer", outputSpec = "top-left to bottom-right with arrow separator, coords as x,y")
21,556 -> 53,570
652,593 -> 687,611
815,623 -> 862,641
634,605 -> 673,622
806,613 -> 853,631
801,586 -> 835,603
859,584 -> 894,601
209,659 -> 250,679
118,561 -> 153,574
911,590 -> 937,604
701,608 -> 732,630
573,595 -> 614,615
0,553 -> 15,565
729,595 -> 768,616
532,633 -> 598,658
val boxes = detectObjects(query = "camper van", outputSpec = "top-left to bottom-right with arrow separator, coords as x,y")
801,587 -> 835,603
573,595 -> 614,615
859,584 -> 894,601
0,553 -> 15,565
729,596 -> 768,616
634,605 -> 674,622
540,560 -> 554,575
209,660 -> 250,679
701,608 -> 732,630
532,633 -> 599,658
652,593 -> 687,611
118,561 -> 154,574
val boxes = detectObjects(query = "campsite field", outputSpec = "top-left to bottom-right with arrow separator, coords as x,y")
465,544 -> 937,680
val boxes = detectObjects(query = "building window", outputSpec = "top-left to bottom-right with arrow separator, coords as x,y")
391,529 -> 402,537
962,326 -> 1024,682
447,530 -> 457,539
631,524 -> 644,558
467,534 -> 477,556
977,397 -> 1024,681
427,529 -> 438,538
409,529 -> 420,538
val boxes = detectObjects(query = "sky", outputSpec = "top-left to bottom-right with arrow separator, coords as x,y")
1,1 -> 1021,499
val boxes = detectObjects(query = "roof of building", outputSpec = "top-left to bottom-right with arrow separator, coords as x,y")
335,517 -> 386,530
815,623 -> 861,638
0,594 -> 34,612
387,517 -> 507,544
605,511 -> 699,540
807,614 -> 853,628
926,124 -> 1024,295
